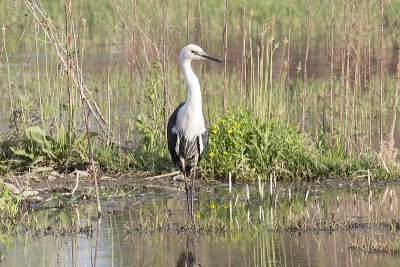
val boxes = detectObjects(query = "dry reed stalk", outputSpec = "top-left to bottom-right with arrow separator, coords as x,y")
279,37 -> 288,123
162,1 -> 170,133
107,68 -> 112,144
256,45 -> 261,118
249,14 -> 254,112
324,11 -> 329,135
223,0 -> 228,111
339,0 -> 347,139
352,7 -> 362,147
260,26 -> 265,119
367,0 -> 372,147
341,0 -> 350,150
240,7 -> 246,103
34,23 -> 44,128
197,0 -> 205,88
378,0 -> 384,148
1,23 -> 14,116
389,47 -> 400,141
64,0 -> 74,136
129,0 -> 136,124
286,0 -> 292,125
329,0 -> 334,134
0,26 -> 3,61
345,44 -> 350,150
186,0 -> 189,44
301,1 -> 312,134
267,23 -> 275,121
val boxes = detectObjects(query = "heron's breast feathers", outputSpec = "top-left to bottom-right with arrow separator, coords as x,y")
171,125 -> 206,158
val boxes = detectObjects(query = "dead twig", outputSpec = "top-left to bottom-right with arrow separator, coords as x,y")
144,171 -> 180,181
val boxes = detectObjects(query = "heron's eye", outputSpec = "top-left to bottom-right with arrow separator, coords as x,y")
191,50 -> 196,54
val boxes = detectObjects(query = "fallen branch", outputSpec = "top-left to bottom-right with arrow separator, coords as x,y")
70,172 -> 80,195
144,171 -> 180,181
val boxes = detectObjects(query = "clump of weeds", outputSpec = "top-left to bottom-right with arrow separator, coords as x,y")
0,182 -> 23,219
1,125 -> 90,172
201,109 -> 399,182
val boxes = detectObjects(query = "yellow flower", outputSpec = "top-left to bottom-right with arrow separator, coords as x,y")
209,152 -> 215,158
212,129 -> 218,134
227,129 -> 233,135
221,119 -> 226,124
233,121 -> 238,127
210,200 -> 216,210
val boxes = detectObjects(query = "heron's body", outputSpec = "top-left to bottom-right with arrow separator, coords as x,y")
167,44 -> 221,217
167,102 -> 208,177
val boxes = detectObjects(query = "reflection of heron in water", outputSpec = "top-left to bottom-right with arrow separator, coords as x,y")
176,251 -> 197,267
175,235 -> 199,267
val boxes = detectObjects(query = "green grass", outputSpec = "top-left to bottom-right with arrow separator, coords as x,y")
200,109 -> 399,181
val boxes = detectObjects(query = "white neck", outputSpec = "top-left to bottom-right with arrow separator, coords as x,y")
180,58 -> 202,110
175,57 -> 205,140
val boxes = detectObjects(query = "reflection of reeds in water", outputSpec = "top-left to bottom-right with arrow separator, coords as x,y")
117,181 -> 400,265
4,181 -> 393,266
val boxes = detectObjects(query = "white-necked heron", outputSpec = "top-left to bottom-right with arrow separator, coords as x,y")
167,44 -> 222,217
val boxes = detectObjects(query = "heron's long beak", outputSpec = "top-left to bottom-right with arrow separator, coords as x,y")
199,52 -> 223,63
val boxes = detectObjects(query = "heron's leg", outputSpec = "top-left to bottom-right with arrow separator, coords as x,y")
180,158 -> 191,216
179,158 -> 189,213
188,161 -> 198,219
187,167 -> 193,218
191,162 -> 197,191
180,158 -> 188,192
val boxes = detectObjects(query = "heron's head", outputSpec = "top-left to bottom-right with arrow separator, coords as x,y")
180,44 -> 222,63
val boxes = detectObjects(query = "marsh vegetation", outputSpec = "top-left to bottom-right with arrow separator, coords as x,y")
1,0 -> 400,265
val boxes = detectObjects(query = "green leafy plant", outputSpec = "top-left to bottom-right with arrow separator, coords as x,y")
9,125 -> 90,168
202,109 -> 320,181
0,183 -> 22,219
136,61 -> 166,154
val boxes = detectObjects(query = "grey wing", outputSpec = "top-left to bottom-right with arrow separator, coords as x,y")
198,128 -> 208,161
167,102 -> 185,167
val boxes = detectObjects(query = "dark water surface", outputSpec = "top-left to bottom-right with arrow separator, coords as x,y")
2,180 -> 400,266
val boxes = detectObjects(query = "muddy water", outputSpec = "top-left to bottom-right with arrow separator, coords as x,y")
2,181 -> 400,266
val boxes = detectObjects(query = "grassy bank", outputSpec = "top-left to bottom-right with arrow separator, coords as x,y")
2,107 -> 396,182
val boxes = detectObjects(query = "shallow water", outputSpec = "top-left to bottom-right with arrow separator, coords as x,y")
2,181 -> 400,266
